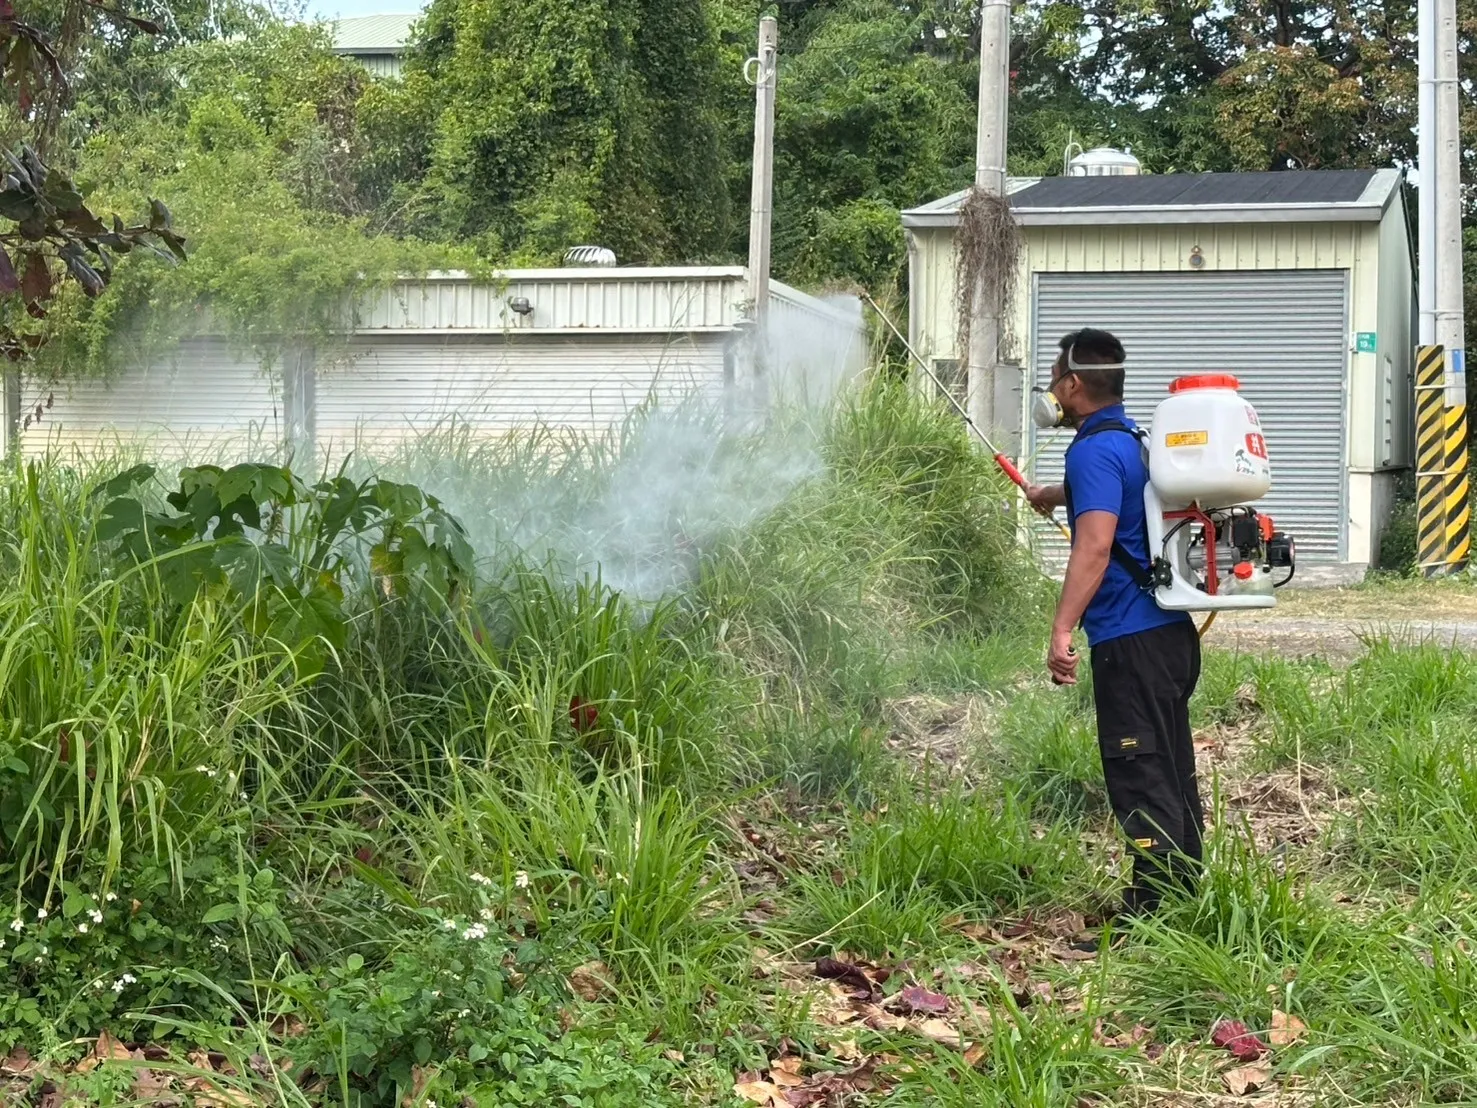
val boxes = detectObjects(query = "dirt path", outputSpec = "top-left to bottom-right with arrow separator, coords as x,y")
1200,580 -> 1477,656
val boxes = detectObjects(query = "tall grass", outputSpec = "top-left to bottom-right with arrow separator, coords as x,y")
0,379 -> 1041,1045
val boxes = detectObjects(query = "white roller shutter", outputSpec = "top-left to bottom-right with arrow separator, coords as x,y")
1029,269 -> 1348,561
21,339 -> 282,463
315,333 -> 728,457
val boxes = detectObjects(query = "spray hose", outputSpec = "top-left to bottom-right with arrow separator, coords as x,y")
861,295 -> 1215,642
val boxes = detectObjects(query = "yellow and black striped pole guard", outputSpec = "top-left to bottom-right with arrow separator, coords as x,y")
1443,352 -> 1470,573
1416,344 -> 1450,575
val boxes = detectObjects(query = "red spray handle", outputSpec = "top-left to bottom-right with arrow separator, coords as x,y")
993,452 -> 1028,490
993,451 -> 1073,542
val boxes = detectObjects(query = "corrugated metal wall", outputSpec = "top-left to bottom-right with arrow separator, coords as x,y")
19,339 -> 282,463
314,332 -> 728,457
9,271 -> 868,464
354,270 -> 748,334
1029,270 -> 1349,562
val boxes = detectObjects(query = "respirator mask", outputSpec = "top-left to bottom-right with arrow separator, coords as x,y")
1031,386 -> 1066,429
1031,343 -> 1125,429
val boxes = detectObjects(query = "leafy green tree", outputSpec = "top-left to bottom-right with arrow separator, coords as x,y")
391,0 -> 730,264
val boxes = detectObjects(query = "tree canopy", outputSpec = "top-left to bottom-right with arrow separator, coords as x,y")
5,0 -> 1477,378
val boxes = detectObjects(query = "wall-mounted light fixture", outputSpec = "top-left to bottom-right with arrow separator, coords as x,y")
508,296 -> 534,317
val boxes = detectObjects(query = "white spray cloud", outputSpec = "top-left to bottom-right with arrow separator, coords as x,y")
387,294 -> 867,601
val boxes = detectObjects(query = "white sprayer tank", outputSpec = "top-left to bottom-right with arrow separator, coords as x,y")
1147,374 -> 1271,510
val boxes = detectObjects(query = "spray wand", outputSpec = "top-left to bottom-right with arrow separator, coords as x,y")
861,294 -> 1071,542
861,294 -> 1216,645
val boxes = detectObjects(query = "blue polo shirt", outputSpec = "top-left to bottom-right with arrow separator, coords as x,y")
1064,405 -> 1190,647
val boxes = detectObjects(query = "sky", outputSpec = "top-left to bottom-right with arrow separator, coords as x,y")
304,0 -> 425,17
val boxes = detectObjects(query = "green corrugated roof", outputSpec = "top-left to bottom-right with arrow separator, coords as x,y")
329,13 -> 417,54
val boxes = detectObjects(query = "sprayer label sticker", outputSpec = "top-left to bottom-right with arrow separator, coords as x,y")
1246,405 -> 1260,427
1245,433 -> 1268,460
1165,431 -> 1208,448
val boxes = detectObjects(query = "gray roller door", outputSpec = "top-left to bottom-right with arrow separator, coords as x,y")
1029,269 -> 1348,562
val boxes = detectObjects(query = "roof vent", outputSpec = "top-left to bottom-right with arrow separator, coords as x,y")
1066,146 -> 1142,178
564,245 -> 617,267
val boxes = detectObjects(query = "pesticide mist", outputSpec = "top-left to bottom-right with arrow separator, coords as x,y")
366,295 -> 868,600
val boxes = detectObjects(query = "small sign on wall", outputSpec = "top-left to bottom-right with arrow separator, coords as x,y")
1356,332 -> 1378,354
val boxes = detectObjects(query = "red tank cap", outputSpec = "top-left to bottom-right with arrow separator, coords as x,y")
1169,374 -> 1241,393
1233,561 -> 1254,580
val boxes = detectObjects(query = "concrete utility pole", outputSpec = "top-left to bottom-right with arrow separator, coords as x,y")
1435,0 -> 1465,376
1418,0 -> 1436,346
745,16 -> 778,360
967,0 -> 1012,439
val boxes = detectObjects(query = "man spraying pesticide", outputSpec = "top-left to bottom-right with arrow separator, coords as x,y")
862,301 -> 1295,918
1025,328 -> 1295,920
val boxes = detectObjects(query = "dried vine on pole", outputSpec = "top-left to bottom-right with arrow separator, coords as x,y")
953,187 -> 1021,368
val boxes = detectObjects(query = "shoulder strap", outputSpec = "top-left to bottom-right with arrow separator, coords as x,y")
1062,419 -> 1155,591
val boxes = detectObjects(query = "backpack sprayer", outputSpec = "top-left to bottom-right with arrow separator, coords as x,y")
1139,373 -> 1296,609
862,297 -> 1296,628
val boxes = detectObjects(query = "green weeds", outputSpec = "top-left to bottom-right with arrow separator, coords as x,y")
6,387 -> 1477,1106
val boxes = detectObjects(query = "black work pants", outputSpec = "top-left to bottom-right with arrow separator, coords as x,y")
1090,620 -> 1204,914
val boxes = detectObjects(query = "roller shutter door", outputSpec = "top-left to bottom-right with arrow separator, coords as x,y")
1029,269 -> 1348,562
315,333 -> 728,458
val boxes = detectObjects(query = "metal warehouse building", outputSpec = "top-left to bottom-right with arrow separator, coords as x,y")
902,166 -> 1414,575
12,268 -> 865,462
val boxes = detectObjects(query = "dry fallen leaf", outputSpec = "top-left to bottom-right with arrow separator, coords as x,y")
768,1056 -> 805,1088
912,1018 -> 965,1049
962,1042 -> 988,1068
132,1068 -> 174,1101
1269,1009 -> 1307,1047
814,956 -> 874,996
829,1038 -> 862,1062
398,1063 -> 434,1107
1211,1019 -> 1268,1062
860,1004 -> 909,1033
2,1048 -> 35,1077
890,984 -> 949,1016
733,1077 -> 782,1105
1222,1063 -> 1273,1096
569,961 -> 615,1002
662,1050 -> 685,1064
99,1030 -> 132,1061
268,1014 -> 308,1038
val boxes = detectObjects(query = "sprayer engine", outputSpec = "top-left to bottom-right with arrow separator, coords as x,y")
1142,375 -> 1297,613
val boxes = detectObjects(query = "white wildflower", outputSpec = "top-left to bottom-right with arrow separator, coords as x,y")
469,872 -> 492,887
122,973 -> 137,984
104,893 -> 118,903
442,919 -> 456,931
478,907 -> 494,921
33,956 -> 42,964
77,923 -> 89,934
89,909 -> 103,924
36,908 -> 47,920
461,923 -> 488,941
112,980 -> 125,994
514,870 -> 530,889
8,919 -> 20,933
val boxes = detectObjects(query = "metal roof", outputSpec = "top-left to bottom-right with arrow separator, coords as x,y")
902,168 -> 1404,229
328,13 -> 417,55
